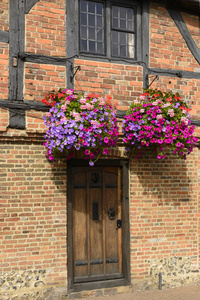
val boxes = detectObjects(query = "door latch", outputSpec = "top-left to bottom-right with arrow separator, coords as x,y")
116,219 -> 122,229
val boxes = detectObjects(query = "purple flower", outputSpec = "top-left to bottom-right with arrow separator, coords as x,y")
89,160 -> 94,167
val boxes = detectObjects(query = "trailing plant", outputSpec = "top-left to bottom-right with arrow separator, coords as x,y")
122,89 -> 198,159
42,89 -> 119,166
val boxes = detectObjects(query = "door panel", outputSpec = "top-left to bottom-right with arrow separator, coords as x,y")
73,171 -> 88,278
72,166 -> 122,283
90,186 -> 103,276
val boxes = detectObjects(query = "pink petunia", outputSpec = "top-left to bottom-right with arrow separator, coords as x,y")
104,137 -> 109,143
103,148 -> 108,154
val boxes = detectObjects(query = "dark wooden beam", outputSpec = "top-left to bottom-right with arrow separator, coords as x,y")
0,30 -> 9,43
149,68 -> 200,79
66,0 -> 79,90
152,0 -> 200,15
167,8 -> 200,65
0,99 -> 49,111
9,0 -> 19,101
18,52 -> 76,66
141,1 -> 149,89
9,0 -> 26,129
9,109 -> 25,129
25,0 -> 40,14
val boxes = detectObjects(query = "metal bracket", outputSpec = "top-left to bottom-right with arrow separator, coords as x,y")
147,75 -> 159,88
70,65 -> 81,83
116,219 -> 122,229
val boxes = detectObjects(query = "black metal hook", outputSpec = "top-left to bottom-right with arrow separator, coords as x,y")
70,65 -> 81,83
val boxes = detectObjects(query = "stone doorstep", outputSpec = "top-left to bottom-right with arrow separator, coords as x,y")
68,285 -> 131,299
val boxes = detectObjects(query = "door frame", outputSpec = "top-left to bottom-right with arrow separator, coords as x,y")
67,159 -> 130,292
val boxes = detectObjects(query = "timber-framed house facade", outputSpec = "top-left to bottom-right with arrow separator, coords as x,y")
0,0 -> 200,299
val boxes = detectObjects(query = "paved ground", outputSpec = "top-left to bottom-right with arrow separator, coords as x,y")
80,285 -> 200,300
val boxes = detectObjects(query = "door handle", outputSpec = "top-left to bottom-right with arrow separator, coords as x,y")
107,208 -> 115,220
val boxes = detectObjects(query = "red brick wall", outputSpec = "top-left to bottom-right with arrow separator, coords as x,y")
74,59 -> 143,110
149,4 -> 200,71
129,148 -> 200,287
182,12 -> 200,48
25,0 -> 66,57
150,76 -> 200,120
24,63 -> 66,102
0,0 -> 9,32
0,43 -> 9,99
0,143 -> 67,296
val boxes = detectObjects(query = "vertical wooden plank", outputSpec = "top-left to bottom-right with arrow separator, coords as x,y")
67,163 -> 73,290
136,0 -> 142,61
118,167 -> 122,274
73,188 -> 88,277
102,171 -> 106,275
105,170 -> 119,274
17,0 -> 25,100
66,0 -> 78,90
106,0 -> 111,58
86,171 -> 90,277
142,0 -> 149,88
9,0 -> 26,128
121,161 -> 131,283
9,0 -> 19,101
73,171 -> 88,278
90,187 -> 103,275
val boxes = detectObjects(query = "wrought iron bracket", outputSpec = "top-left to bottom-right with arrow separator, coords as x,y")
70,65 -> 81,83
147,75 -> 159,88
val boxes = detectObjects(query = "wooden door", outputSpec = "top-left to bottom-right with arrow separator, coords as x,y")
72,166 -> 122,283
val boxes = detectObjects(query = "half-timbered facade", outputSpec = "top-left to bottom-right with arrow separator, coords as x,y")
0,0 -> 200,299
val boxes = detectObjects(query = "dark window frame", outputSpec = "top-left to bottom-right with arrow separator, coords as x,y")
78,0 -> 142,61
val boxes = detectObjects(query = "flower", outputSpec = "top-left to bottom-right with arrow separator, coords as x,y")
122,89 -> 198,160
42,89 -> 118,165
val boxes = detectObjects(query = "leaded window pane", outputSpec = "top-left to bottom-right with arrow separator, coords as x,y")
80,0 -> 105,54
112,5 -> 135,31
111,31 -> 135,58
79,1 -> 136,59
111,5 -> 135,58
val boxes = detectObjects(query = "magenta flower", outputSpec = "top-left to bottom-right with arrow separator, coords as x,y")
103,148 -> 108,154
122,89 -> 198,160
85,149 -> 90,155
104,137 -> 109,143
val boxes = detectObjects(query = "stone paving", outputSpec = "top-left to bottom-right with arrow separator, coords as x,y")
72,285 -> 200,300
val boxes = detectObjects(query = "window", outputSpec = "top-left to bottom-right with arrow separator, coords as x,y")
79,0 -> 140,60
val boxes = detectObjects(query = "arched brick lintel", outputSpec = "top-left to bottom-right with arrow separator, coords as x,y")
25,0 -> 40,14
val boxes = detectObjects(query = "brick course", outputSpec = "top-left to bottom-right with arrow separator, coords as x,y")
75,59 -> 143,110
149,4 -> 200,71
25,0 -> 66,57
0,0 -> 9,32
0,43 -> 9,99
0,144 -> 67,284
24,63 -> 66,102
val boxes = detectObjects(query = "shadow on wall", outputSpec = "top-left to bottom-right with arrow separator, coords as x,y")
131,148 -> 197,206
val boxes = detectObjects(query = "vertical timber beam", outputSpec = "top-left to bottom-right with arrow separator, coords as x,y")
66,0 -> 79,90
9,0 -> 19,102
142,0 -> 149,89
9,0 -> 25,129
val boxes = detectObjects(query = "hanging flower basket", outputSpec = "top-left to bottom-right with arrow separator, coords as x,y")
42,89 -> 119,166
122,89 -> 198,159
